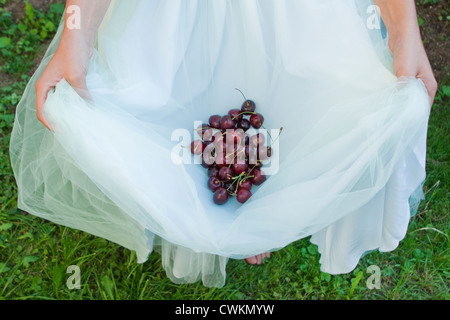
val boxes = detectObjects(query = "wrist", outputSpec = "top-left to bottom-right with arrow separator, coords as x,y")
58,29 -> 95,61
61,25 -> 95,48
60,0 -> 111,51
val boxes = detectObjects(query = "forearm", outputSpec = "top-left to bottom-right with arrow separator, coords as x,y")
373,0 -> 422,48
61,0 -> 111,48
374,0 -> 437,103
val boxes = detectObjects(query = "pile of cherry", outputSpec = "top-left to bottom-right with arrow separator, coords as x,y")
191,96 -> 276,205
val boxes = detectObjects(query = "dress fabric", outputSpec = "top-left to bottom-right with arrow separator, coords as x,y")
9,0 -> 430,287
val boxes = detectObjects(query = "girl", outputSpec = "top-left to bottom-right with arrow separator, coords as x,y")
11,0 -> 436,287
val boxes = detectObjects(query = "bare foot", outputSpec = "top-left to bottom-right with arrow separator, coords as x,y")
245,252 -> 271,265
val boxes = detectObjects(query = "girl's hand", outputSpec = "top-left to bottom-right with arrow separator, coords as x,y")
375,0 -> 437,106
35,31 -> 93,131
35,0 -> 111,131
389,30 -> 438,106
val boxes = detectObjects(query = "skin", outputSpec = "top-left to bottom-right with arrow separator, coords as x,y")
34,1 -> 437,266
249,1 -> 437,266
35,0 -> 111,130
374,0 -> 437,105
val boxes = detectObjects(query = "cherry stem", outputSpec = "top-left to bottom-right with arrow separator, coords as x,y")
266,127 -> 283,149
231,111 -> 256,121
226,173 -> 242,192
226,142 -> 245,167
247,164 -> 260,174
227,172 -> 254,193
235,88 -> 247,101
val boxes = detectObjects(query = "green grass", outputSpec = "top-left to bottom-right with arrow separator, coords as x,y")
0,1 -> 449,300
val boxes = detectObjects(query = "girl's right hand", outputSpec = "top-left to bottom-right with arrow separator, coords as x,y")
35,30 -> 93,131
35,0 -> 111,131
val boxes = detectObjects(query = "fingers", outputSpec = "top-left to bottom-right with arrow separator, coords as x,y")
395,61 -> 437,107
396,59 -> 437,106
418,72 -> 438,106
35,76 -> 57,131
35,62 -> 91,131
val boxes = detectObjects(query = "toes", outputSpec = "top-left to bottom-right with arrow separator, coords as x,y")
245,253 -> 271,265
256,255 -> 262,265
246,256 -> 257,265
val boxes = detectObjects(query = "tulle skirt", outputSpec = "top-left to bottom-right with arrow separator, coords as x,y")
9,0 -> 430,287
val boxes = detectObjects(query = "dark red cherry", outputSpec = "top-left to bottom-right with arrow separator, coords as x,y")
251,168 -> 266,186
191,140 -> 204,155
249,133 -> 265,147
238,179 -> 252,191
224,150 -> 237,165
214,152 -> 227,168
218,166 -> 234,181
234,145 -> 247,163
203,153 -> 217,168
244,134 -> 250,145
233,162 -> 248,175
213,187 -> 229,205
204,140 -> 214,149
201,157 -> 212,169
220,115 -> 236,130
241,100 -> 256,113
197,124 -> 212,141
236,119 -> 251,132
223,181 -> 237,196
245,165 -> 254,175
225,128 -> 245,146
209,115 -> 222,129
208,166 -> 220,178
220,140 -> 230,156
248,148 -> 258,165
228,109 -> 243,122
203,141 -> 216,157
208,176 -> 222,192
236,189 -> 252,204
212,131 -> 225,145
257,146 -> 272,161
244,144 -> 252,158
250,113 -> 264,129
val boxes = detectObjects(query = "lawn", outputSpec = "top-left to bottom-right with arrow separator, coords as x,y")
0,0 -> 448,300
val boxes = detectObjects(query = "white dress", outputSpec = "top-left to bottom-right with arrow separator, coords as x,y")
9,0 -> 431,287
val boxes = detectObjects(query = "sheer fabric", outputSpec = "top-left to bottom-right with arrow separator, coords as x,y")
10,0 -> 430,287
